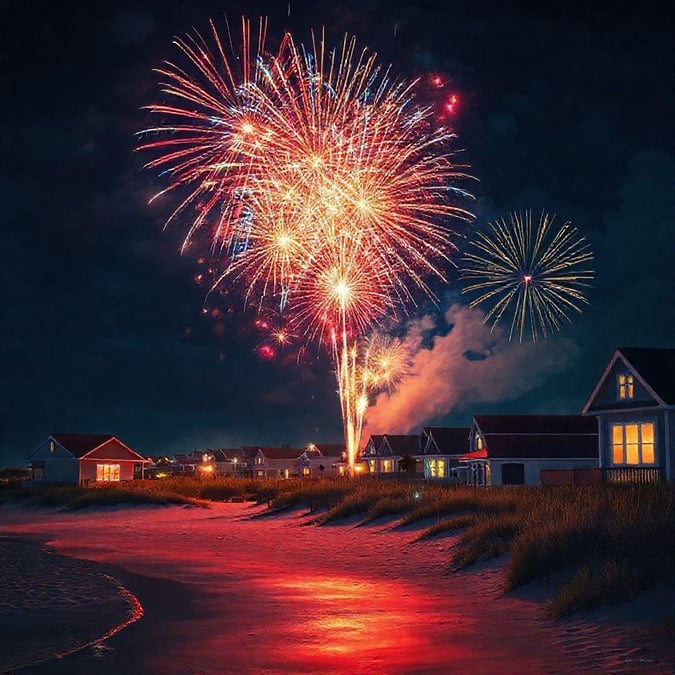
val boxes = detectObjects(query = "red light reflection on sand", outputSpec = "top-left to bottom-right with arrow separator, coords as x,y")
255,572 -> 472,671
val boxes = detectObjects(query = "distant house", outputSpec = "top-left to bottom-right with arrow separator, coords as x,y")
361,434 -> 419,474
420,427 -> 471,481
248,446 -> 305,478
460,416 -> 598,486
29,434 -> 148,486
583,347 -> 675,483
297,443 -> 345,477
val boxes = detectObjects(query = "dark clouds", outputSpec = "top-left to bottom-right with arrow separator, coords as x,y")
0,0 -> 673,464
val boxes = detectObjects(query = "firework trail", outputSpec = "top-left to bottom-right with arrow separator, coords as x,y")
461,211 -> 594,342
139,18 -> 473,470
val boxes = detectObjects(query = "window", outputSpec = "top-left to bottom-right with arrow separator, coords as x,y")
617,373 -> 634,400
475,434 -> 484,450
368,460 -> 376,473
427,459 -> 446,478
381,459 -> 393,473
501,463 -> 524,485
96,464 -> 120,482
611,422 -> 655,465
302,467 -> 311,477
49,440 -> 56,453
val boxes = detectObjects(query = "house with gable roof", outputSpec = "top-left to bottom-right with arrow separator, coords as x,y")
460,415 -> 598,486
247,446 -> 305,478
360,434 -> 419,474
29,433 -> 149,486
297,443 -> 345,477
583,347 -> 675,482
420,427 -> 471,481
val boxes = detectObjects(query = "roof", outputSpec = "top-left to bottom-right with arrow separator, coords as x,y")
257,447 -> 304,460
241,446 -> 263,459
618,348 -> 675,405
312,444 -> 345,458
482,434 -> 597,459
382,435 -> 420,455
365,435 -> 384,450
460,449 -> 488,460
423,427 -> 471,454
474,415 -> 596,435
50,433 -> 115,458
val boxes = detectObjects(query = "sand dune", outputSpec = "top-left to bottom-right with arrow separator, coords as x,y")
1,502 -> 672,674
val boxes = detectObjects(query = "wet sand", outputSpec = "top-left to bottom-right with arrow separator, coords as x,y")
1,502 -> 673,674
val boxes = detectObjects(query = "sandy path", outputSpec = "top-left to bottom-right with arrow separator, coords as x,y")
1,502 -> 672,674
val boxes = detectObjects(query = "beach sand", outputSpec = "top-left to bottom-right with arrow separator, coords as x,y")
0,502 -> 673,674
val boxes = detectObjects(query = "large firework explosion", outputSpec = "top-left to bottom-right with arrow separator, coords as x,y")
461,211 -> 594,342
139,18 -> 473,470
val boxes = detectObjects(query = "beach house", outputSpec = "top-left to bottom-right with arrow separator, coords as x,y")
419,427 -> 471,481
361,434 -> 420,474
460,415 -> 598,486
29,433 -> 149,486
246,446 -> 306,478
582,347 -> 675,482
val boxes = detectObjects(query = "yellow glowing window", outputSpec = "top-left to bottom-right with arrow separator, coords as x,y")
611,425 -> 624,464
96,464 -> 120,482
617,373 -> 634,400
381,459 -> 393,473
302,467 -> 311,477
428,459 -> 445,478
641,423 -> 655,463
368,460 -> 376,473
610,422 -> 656,465
476,434 -> 483,450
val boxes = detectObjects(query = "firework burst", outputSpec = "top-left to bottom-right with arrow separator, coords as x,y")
461,211 -> 594,342
140,19 -> 473,470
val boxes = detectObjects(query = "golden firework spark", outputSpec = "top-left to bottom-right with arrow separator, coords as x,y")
461,211 -> 594,342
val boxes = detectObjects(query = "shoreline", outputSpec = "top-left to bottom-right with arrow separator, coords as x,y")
1,503 -> 673,674
0,536 -> 143,674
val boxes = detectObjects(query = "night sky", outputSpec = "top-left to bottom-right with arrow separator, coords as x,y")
1,0 -> 673,466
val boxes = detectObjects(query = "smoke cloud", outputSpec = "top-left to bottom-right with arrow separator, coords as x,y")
364,304 -> 579,437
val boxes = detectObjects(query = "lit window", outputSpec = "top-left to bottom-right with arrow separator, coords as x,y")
610,422 -> 656,465
368,460 -> 376,473
428,459 -> 445,478
96,464 -> 120,482
617,373 -> 634,400
49,440 -> 55,453
381,459 -> 393,473
302,467 -> 311,477
476,434 -> 483,450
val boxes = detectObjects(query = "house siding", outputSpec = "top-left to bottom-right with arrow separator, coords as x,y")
488,458 -> 598,486
40,458 -> 80,484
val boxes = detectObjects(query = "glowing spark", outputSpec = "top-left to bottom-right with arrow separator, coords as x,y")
461,210 -> 594,342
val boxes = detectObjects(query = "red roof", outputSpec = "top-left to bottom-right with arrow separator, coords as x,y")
257,447 -> 304,460
50,433 -> 115,458
460,449 -> 488,460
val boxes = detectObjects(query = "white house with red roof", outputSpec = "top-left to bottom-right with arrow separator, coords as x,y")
460,415 -> 598,486
29,434 -> 149,486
